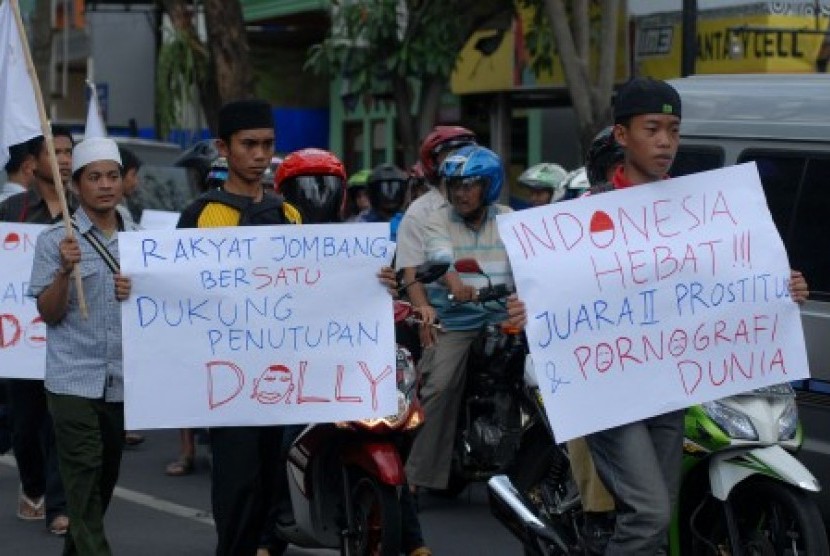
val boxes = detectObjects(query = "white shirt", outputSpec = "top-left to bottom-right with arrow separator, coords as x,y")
394,187 -> 447,269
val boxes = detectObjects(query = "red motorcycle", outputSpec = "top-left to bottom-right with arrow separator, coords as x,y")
274,262 -> 447,555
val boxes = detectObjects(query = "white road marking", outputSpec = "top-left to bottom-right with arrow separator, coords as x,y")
0,454 -> 214,526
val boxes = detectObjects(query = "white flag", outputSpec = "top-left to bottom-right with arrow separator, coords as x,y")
84,80 -> 106,138
0,0 -> 41,169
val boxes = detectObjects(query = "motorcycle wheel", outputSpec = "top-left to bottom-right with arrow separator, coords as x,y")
343,475 -> 402,556
690,477 -> 829,556
509,428 -> 580,555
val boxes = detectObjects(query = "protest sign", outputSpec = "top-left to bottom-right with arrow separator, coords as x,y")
119,223 -> 396,429
0,222 -> 47,379
497,163 -> 809,442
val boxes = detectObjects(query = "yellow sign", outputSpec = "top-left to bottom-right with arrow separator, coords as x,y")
451,1 -> 629,95
635,6 -> 829,78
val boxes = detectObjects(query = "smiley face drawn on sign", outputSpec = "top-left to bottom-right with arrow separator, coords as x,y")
251,364 -> 295,404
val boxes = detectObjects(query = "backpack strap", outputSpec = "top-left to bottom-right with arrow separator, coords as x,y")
70,217 -> 121,274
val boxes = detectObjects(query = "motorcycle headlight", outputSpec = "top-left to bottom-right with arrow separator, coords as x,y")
778,398 -> 798,441
702,400 -> 758,440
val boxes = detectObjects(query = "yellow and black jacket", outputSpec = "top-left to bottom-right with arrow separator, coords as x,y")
177,188 -> 301,229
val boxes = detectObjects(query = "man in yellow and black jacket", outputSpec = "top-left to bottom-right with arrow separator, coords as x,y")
176,99 -> 299,556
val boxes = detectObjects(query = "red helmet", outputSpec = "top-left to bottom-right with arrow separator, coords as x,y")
419,125 -> 476,182
275,148 -> 347,224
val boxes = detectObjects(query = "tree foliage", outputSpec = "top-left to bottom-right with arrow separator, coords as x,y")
157,0 -> 252,140
307,0 -> 513,163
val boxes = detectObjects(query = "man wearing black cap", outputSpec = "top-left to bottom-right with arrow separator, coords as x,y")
579,77 -> 685,555
506,78 -> 683,554
176,99 -> 300,556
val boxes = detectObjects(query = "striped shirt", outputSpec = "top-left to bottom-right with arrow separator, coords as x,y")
424,203 -> 514,330
28,207 -> 139,401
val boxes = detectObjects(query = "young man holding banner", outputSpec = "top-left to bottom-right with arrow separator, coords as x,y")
29,136 -> 137,554
176,99 -> 302,556
506,77 -> 809,554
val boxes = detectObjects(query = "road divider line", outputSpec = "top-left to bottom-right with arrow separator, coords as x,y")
0,454 -> 214,526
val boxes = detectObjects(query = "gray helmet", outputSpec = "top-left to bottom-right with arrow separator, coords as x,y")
518,163 -> 569,202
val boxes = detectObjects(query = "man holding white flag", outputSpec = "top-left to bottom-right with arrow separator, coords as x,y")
0,0 -> 42,169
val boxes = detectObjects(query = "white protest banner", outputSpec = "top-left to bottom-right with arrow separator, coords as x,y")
497,163 -> 809,442
119,223 -> 396,429
0,222 -> 47,378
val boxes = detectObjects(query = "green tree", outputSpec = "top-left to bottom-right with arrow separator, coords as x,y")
522,0 -> 620,150
307,0 -> 513,163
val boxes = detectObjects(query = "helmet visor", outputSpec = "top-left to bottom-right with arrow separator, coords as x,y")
282,175 -> 344,224
370,179 -> 408,212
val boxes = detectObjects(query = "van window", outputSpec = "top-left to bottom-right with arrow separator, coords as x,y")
670,146 -> 724,177
738,151 -> 830,298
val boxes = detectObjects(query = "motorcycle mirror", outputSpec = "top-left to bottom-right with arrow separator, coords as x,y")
414,261 -> 451,285
454,258 -> 483,275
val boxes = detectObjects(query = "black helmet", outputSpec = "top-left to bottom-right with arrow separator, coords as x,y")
367,163 -> 408,214
173,139 -> 219,188
585,127 -> 624,186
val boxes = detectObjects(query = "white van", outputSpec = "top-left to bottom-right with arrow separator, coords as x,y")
668,73 -> 830,517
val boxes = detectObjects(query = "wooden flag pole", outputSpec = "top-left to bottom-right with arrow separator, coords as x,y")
9,0 -> 87,317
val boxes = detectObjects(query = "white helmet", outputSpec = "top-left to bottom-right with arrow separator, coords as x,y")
562,167 -> 590,200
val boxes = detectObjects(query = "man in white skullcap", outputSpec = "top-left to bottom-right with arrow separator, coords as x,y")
28,136 -> 139,555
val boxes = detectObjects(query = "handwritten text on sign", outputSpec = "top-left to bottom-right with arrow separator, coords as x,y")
497,163 -> 809,442
0,223 -> 47,379
119,223 -> 396,429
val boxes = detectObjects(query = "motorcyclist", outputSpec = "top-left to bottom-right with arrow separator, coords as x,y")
407,162 -> 430,203
173,138 -> 219,193
274,149 -> 432,556
563,126 -> 628,554
343,168 -> 371,222
405,145 -> 514,493
585,126 -> 625,186
516,162 -> 568,207
395,126 -> 477,349
359,162 -> 409,241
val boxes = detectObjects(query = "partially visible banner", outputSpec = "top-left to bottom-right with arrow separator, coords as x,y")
0,222 -> 47,379
497,163 -> 809,442
119,222 -> 397,429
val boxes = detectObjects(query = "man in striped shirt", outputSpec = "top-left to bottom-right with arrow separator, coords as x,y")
405,145 -> 514,491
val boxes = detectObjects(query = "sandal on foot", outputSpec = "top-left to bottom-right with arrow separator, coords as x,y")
17,486 -> 45,521
165,456 -> 194,476
48,515 -> 69,535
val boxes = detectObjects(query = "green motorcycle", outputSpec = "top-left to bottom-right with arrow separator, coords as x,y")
488,380 -> 829,555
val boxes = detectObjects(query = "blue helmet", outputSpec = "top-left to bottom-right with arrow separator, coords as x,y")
439,145 -> 504,205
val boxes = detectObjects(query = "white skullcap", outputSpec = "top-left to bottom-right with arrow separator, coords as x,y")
71,137 -> 121,174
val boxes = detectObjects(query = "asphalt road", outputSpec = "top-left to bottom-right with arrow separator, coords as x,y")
0,429 -> 522,555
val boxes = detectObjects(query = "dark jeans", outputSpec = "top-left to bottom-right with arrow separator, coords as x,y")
400,483 -> 424,552
9,379 -> 67,521
210,426 -> 283,556
47,393 -> 124,556
585,410 -> 684,556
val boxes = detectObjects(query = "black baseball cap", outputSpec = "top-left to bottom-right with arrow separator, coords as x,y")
614,78 -> 681,123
